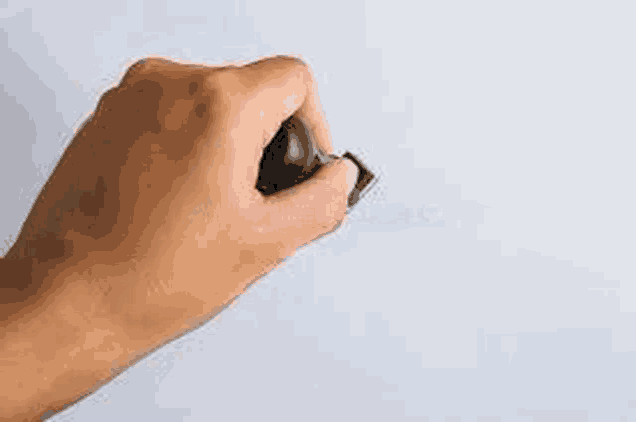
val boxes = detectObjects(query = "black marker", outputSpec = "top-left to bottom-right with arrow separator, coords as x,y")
256,115 -> 377,209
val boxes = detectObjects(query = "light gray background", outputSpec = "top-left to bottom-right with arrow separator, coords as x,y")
1,1 -> 635,421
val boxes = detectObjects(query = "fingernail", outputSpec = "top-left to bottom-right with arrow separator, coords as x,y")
343,158 -> 360,195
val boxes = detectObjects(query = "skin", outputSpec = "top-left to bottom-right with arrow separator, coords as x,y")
0,55 -> 358,421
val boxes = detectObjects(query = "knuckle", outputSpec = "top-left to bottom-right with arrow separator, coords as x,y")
95,87 -> 121,114
120,59 -> 150,85
119,57 -> 166,87
274,56 -> 310,80
204,69 -> 240,110
274,55 -> 308,72
229,55 -> 309,86
292,58 -> 310,79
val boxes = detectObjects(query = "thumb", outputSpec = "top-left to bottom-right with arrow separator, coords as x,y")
264,157 -> 359,248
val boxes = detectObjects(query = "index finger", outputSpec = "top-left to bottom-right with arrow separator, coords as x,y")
226,55 -> 335,157
288,59 -> 335,157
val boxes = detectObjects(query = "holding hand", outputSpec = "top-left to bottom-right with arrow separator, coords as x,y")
0,55 -> 359,421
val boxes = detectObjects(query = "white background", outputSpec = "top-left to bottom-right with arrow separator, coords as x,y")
1,0 -> 635,420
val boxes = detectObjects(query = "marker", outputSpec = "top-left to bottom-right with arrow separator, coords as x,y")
256,115 -> 378,210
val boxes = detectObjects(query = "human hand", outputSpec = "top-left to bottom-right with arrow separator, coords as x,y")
3,55 -> 359,336
1,55 -> 361,419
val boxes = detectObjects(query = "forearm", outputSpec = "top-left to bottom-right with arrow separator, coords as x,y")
1,274 -> 131,420
0,258 -> 204,421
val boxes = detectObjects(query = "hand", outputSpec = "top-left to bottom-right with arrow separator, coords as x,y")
0,55 -> 358,420
6,55 -> 359,329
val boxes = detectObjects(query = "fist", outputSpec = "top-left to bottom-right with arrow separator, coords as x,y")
4,56 -> 358,336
